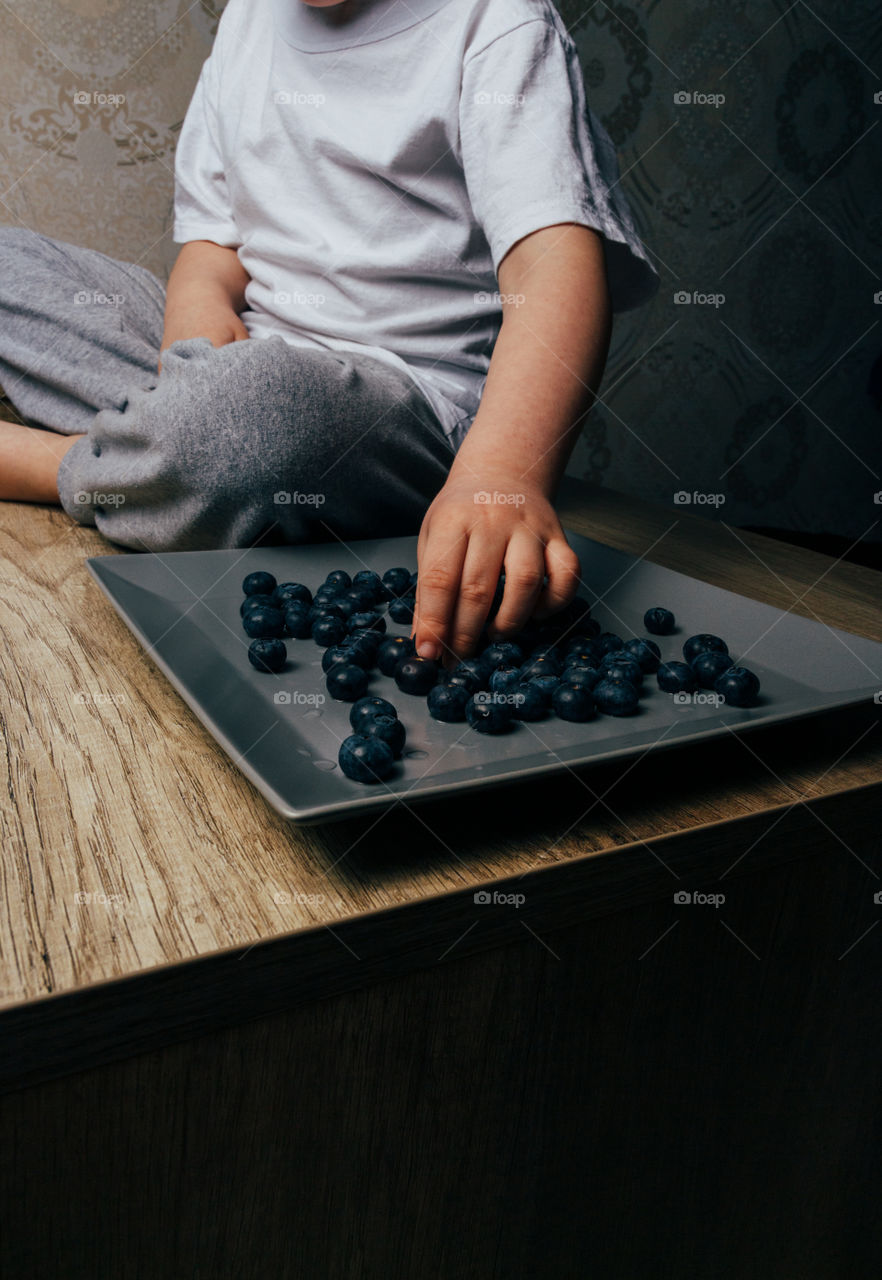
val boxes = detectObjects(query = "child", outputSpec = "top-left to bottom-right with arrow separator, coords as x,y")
0,0 -> 657,663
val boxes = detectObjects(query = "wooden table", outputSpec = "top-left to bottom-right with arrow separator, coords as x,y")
1,479 -> 880,1279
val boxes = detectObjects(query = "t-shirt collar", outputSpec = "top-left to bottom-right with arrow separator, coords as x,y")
271,0 -> 456,52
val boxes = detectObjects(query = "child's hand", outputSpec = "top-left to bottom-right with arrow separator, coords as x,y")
410,470 -> 581,667
158,304 -> 249,372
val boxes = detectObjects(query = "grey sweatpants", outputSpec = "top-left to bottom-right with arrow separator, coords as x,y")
0,227 -> 458,551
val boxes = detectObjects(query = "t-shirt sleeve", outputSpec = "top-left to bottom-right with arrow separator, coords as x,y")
172,24 -> 240,247
459,19 -> 659,313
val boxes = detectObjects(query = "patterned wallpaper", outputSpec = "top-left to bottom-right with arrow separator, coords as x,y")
1,1 -> 879,544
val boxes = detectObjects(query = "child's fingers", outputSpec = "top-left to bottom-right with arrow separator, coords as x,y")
531,534 -> 582,621
445,532 -> 507,664
411,522 -> 469,662
485,529 -> 546,639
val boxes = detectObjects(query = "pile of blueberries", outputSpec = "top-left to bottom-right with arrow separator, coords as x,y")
239,567 -> 761,785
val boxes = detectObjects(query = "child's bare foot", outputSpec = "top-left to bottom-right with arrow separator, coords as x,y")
0,420 -> 85,504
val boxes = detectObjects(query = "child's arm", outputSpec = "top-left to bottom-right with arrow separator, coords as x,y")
411,222 -> 612,665
158,240 -> 252,371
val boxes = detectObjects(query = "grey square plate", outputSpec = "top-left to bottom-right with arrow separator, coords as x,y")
87,530 -> 882,825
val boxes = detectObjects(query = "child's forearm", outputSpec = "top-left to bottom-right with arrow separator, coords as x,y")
160,241 -> 252,361
448,223 -> 612,498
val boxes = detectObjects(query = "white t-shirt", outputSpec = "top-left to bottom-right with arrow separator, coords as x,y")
173,0 -> 659,449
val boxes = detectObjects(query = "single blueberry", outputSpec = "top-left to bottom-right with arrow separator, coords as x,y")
350,695 -> 398,732
596,632 -> 625,657
344,585 -> 376,610
326,662 -> 370,702
388,596 -> 415,625
510,682 -> 547,721
691,650 -> 735,689
644,606 -> 675,635
530,673 -> 561,703
552,684 -> 596,723
359,714 -> 407,758
347,628 -> 384,663
520,657 -> 559,682
427,683 -> 470,722
452,658 -> 491,690
382,566 -> 413,598
308,602 -> 347,625
311,615 -> 347,648
600,654 -> 644,687
347,611 -> 386,634
656,661 -> 698,694
283,604 -> 313,639
466,692 -> 514,734
243,571 -> 277,597
247,637 -> 287,673
321,644 -> 356,674
623,637 -> 662,673
714,666 -> 761,707
241,592 -> 276,618
489,666 -> 523,695
273,581 -> 312,609
377,635 -> 416,676
338,734 -> 395,784
324,569 -> 352,591
352,570 -> 384,602
481,640 -> 524,670
683,633 -> 729,665
593,678 -> 639,716
395,656 -> 439,695
561,664 -> 601,690
243,605 -> 286,639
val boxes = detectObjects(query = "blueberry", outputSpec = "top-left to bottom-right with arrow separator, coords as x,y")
644,607 -> 675,635
311,615 -> 347,647
324,569 -> 352,591
243,571 -> 277,597
600,654 -> 643,687
623,637 -> 662,673
395,655 -> 439,695
241,592 -> 275,617
596,632 -> 625,657
382,567 -> 413,598
348,628 -> 384,663
427,683 -> 470,722
243,605 -> 286,639
691,650 -> 735,688
352,570 -> 383,602
321,644 -> 357,674
377,635 -> 416,676
489,666 -> 523,695
331,596 -> 359,621
593,678 -> 639,716
714,666 -> 761,707
283,604 -> 313,639
388,596 -> 415,625
530,673 -> 561,703
481,641 -> 524,670
360,714 -> 406,758
347,611 -> 386,635
338,734 -> 395,784
308,602 -> 347,625
520,657 -> 559,682
465,692 -> 514,734
350,695 -> 398,732
273,581 -> 312,609
344,585 -> 376,610
452,658 -> 491,690
561,664 -> 601,690
247,637 -> 287,673
326,662 -> 370,702
552,684 -> 596,722
510,682 -> 547,721
656,661 -> 698,694
683,633 -> 729,665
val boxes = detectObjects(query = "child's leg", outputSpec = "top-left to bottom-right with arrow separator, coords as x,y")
56,334 -> 457,551
0,226 -> 164,436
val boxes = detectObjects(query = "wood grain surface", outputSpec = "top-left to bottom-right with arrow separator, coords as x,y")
1,481 -> 879,1026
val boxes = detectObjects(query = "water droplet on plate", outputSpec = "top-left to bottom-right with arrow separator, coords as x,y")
313,759 -> 337,771
303,707 -> 322,718
404,748 -> 429,759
